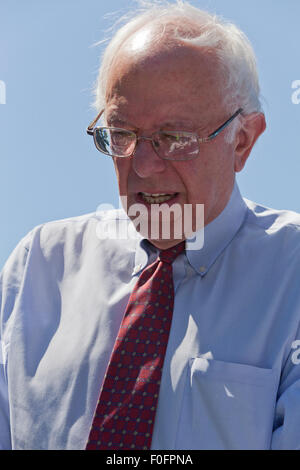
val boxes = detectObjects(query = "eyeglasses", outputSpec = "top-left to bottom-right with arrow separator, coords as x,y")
86,108 -> 243,161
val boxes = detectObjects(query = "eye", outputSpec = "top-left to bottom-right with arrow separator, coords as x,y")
160,131 -> 182,142
159,132 -> 193,149
111,130 -> 134,145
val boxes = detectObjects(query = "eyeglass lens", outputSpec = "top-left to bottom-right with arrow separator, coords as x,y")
94,128 -> 200,160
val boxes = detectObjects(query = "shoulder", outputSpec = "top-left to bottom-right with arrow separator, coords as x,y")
242,197 -> 300,259
21,209 -> 140,262
244,198 -> 300,233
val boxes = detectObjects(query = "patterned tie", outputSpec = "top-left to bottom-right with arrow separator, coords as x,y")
86,241 -> 185,450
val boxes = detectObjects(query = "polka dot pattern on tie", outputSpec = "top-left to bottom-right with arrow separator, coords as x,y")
86,241 -> 185,450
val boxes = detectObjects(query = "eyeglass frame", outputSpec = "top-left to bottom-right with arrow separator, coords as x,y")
86,107 -> 243,159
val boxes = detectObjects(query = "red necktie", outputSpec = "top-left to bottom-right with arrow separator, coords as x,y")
86,241 -> 185,450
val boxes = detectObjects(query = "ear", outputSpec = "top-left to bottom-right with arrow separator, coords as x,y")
234,112 -> 266,173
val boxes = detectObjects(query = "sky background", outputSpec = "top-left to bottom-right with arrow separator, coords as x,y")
0,0 -> 300,269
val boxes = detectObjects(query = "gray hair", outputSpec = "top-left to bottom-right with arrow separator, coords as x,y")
93,0 -> 263,136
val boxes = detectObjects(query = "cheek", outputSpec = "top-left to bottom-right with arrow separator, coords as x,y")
173,160 -> 205,193
212,140 -> 236,170
113,158 -> 131,193
173,153 -> 224,201
192,143 -> 235,182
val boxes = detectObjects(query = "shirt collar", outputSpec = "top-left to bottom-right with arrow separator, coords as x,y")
133,181 -> 248,277
185,181 -> 248,276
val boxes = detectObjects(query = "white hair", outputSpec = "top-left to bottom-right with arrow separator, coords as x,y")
93,0 -> 263,142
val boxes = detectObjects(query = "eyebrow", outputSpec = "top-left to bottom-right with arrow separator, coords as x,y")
161,120 -> 200,130
107,118 -> 138,132
107,115 -> 202,131
106,111 -> 133,126
108,117 -> 133,127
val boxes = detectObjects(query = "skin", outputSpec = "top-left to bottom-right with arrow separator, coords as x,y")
104,24 -> 266,249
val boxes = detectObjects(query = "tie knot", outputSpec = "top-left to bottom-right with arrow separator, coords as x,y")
158,241 -> 185,264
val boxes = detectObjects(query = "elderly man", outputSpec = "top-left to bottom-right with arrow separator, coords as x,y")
1,2 -> 300,450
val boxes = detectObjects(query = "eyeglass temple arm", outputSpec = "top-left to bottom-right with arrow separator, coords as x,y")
86,109 -> 105,135
204,108 -> 243,141
87,107 -> 243,140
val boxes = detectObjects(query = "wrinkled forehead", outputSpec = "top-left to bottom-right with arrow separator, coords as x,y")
106,21 -> 223,129
105,22 -> 223,102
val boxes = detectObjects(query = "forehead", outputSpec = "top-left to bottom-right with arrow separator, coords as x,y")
109,43 -> 221,90
105,35 -> 225,129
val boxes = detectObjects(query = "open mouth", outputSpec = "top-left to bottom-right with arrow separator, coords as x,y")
138,192 -> 179,204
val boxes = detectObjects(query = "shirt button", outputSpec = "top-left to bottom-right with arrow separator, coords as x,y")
199,266 -> 206,273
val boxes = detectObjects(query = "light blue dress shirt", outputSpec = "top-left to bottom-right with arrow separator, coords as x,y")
1,181 -> 300,450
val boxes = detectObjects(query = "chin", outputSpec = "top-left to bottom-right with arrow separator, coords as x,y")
147,237 -> 185,250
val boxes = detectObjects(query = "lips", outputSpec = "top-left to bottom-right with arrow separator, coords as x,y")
138,192 -> 179,204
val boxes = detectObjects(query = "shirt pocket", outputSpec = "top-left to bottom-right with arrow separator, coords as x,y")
175,357 -> 279,450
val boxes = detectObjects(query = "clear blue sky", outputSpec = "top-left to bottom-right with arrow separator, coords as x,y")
0,0 -> 300,269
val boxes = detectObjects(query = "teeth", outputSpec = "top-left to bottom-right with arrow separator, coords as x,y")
142,193 -> 169,196
140,192 -> 176,204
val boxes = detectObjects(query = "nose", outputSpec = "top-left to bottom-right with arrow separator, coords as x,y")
132,137 -> 167,178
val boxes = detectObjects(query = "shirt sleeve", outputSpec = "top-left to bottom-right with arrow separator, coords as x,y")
271,325 -> 300,450
0,233 -> 33,450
